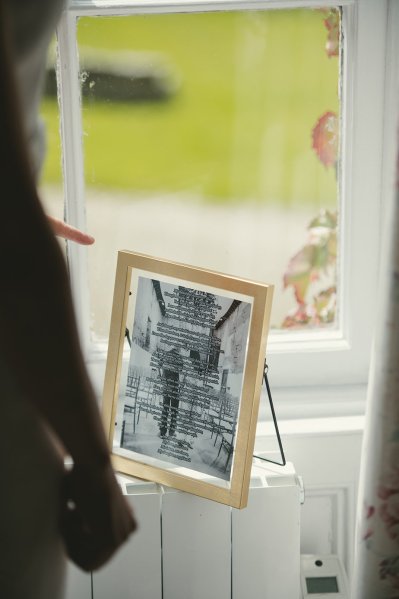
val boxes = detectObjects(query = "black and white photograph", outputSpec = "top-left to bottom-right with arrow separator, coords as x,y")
116,275 -> 252,481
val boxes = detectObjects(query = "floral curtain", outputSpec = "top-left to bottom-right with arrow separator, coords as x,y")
352,146 -> 399,596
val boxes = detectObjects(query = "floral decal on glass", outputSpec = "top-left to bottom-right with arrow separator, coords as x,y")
282,10 -> 340,329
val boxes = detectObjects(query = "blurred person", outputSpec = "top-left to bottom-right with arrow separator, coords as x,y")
0,2 -> 137,598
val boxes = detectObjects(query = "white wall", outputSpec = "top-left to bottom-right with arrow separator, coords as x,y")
256,415 -> 364,583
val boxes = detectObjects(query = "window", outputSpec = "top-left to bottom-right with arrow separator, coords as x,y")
43,0 -> 396,417
75,9 -> 340,336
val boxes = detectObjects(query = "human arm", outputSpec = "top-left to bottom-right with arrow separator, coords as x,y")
0,1 -> 136,570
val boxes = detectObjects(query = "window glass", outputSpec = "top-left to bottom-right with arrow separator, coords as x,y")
42,9 -> 340,341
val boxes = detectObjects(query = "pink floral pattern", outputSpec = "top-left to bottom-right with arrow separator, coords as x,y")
322,9 -> 340,58
311,111 -> 339,168
353,133 -> 399,596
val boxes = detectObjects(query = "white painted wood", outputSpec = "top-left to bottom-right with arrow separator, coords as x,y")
255,419 -> 363,583
161,488 -> 231,599
381,0 -> 399,218
92,480 -> 162,599
89,349 -> 368,419
56,13 -> 91,354
232,464 -> 301,599
300,493 -> 334,556
69,0 -> 353,16
65,563 -> 91,599
257,383 -> 367,422
300,486 -> 354,562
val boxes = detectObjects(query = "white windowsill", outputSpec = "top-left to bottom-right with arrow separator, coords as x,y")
257,414 -> 365,440
87,346 -> 368,436
257,382 -> 367,422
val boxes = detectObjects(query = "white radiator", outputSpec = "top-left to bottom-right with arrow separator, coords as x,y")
66,461 -> 301,599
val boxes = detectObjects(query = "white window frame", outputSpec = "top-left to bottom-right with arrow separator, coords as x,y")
55,0 -> 398,419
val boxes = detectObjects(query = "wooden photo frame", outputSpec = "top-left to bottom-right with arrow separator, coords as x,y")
102,251 -> 273,508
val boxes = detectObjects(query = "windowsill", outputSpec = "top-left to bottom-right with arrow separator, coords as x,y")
256,413 -> 365,440
257,382 -> 367,422
87,346 -> 368,437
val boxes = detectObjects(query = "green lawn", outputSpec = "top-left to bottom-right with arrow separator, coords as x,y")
41,9 -> 339,207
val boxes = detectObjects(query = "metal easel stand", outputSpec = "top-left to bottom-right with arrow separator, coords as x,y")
253,361 -> 286,467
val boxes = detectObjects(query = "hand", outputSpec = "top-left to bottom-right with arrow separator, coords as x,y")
60,461 -> 137,571
47,216 -> 95,245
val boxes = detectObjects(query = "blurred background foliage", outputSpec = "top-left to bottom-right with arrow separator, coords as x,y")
40,9 -> 339,209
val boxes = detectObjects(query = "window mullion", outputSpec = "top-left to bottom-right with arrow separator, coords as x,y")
57,11 -> 91,355
69,0 -> 354,18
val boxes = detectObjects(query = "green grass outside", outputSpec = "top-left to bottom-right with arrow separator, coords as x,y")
40,10 -> 339,207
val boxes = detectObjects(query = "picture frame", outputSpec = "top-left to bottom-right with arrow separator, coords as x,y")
102,251 -> 274,508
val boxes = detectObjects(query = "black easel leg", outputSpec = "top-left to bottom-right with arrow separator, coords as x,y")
253,362 -> 286,467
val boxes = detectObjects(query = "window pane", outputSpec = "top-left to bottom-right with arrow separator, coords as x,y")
76,9 -> 340,340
